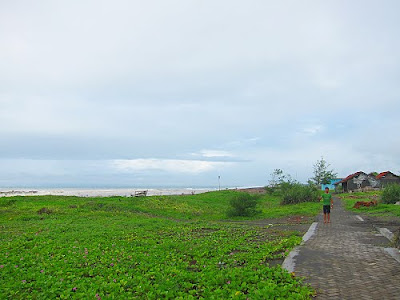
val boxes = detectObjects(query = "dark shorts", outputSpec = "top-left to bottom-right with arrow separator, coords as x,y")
323,205 -> 331,214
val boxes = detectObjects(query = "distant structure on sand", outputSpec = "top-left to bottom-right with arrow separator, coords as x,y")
334,171 -> 400,192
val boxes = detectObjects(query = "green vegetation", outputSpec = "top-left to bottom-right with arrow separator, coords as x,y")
280,183 -> 320,205
338,191 -> 400,217
268,169 -> 292,190
381,184 -> 400,204
0,191 -> 319,299
268,169 -> 321,206
227,193 -> 261,217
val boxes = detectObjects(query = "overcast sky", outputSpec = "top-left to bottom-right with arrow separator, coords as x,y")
1,0 -> 399,188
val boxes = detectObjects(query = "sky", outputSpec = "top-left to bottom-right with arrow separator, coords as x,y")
1,0 -> 400,188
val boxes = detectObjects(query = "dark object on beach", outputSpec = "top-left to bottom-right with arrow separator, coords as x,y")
134,190 -> 148,197
353,200 -> 377,209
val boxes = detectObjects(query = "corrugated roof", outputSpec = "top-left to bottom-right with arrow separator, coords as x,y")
376,171 -> 399,179
376,171 -> 389,179
334,171 -> 365,185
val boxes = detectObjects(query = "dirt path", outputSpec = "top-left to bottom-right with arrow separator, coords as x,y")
286,197 -> 400,299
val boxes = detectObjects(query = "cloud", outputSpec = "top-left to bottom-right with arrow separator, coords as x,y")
1,1 -> 400,187
112,159 -> 232,174
198,150 -> 234,158
301,125 -> 324,136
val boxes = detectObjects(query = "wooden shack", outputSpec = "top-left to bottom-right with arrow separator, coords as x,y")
335,171 -> 380,192
376,171 -> 400,187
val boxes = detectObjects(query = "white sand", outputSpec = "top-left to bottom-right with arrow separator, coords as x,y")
0,188 -> 217,198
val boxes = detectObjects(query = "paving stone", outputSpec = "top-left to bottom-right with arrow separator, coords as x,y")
293,197 -> 400,299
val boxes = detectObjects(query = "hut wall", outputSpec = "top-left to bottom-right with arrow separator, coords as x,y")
380,173 -> 400,187
347,180 -> 360,191
347,173 -> 378,191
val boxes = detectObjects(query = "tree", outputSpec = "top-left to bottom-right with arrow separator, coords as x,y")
269,169 -> 293,188
310,157 -> 337,186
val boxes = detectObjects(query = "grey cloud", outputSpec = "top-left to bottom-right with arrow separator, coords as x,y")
1,1 -> 400,187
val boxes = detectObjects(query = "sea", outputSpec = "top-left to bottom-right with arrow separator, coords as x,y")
0,187 -> 221,197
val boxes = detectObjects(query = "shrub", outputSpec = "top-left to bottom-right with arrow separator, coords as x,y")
0,199 -> 17,207
280,182 -> 320,205
264,186 -> 282,197
37,207 -> 53,215
381,184 -> 400,204
227,193 -> 261,217
264,186 -> 274,194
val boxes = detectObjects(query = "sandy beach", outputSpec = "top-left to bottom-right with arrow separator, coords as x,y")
0,188 -> 221,198
0,187 -> 267,198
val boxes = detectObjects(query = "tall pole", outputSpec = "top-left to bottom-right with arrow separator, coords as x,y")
218,175 -> 221,191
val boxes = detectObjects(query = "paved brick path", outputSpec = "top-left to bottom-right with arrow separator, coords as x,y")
293,197 -> 400,299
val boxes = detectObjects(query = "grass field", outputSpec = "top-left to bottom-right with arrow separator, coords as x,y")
0,191 -> 321,299
338,191 -> 400,217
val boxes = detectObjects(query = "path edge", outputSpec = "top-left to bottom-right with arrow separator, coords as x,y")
373,225 -> 400,264
282,222 -> 318,273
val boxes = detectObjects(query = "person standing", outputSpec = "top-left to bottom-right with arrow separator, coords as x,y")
321,187 -> 333,224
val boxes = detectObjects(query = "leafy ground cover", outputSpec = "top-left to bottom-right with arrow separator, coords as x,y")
0,191 -> 319,299
338,191 -> 400,217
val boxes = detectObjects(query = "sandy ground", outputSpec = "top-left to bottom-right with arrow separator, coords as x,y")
0,188 -> 217,197
0,186 -> 268,198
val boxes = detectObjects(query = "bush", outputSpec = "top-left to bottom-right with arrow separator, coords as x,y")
37,207 -> 53,215
0,199 -> 17,207
264,186 -> 282,197
381,184 -> 400,204
227,193 -> 261,217
264,186 -> 274,194
280,182 -> 320,205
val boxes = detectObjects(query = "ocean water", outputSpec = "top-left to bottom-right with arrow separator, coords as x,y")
0,187 -> 219,197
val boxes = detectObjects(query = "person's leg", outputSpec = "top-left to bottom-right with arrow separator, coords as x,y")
327,212 -> 330,223
323,206 -> 328,223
